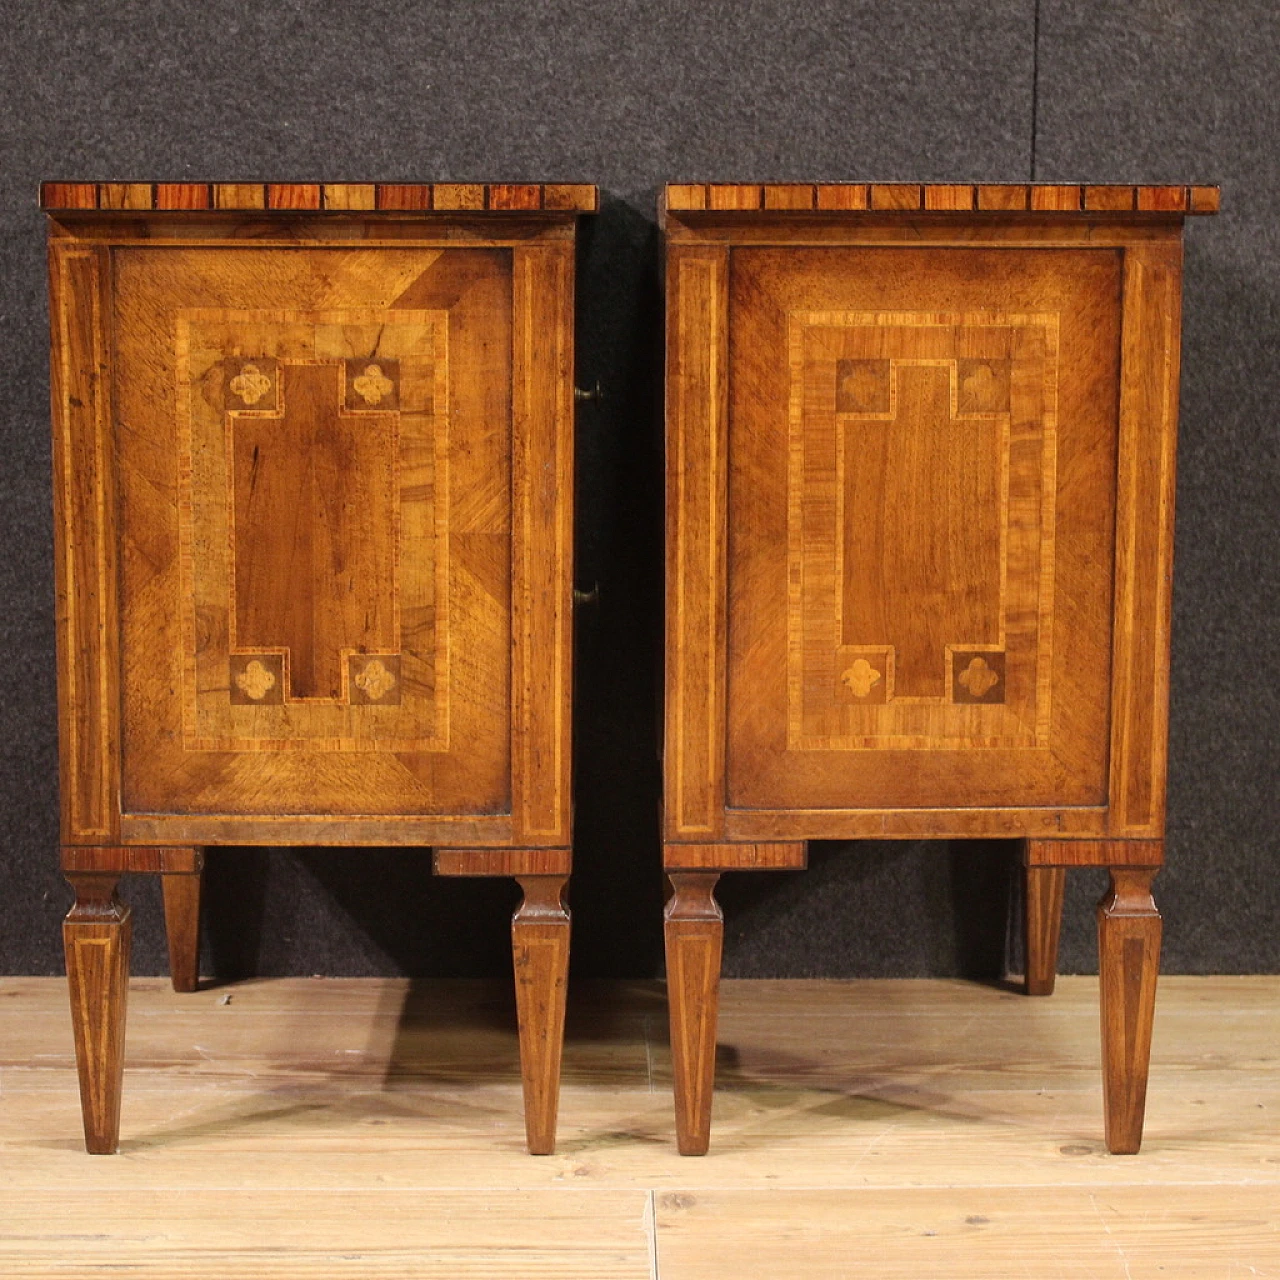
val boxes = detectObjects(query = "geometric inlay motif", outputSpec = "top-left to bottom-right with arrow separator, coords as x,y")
787,310 -> 1059,750
229,653 -> 284,704
177,305 -> 449,752
953,651 -> 1005,703
345,358 -> 400,410
225,357 -> 279,410
835,359 -> 891,414
350,654 -> 401,704
839,656 -> 883,699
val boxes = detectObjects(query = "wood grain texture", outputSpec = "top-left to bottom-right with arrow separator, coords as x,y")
654,1187 -> 1280,1279
377,184 -> 432,210
660,184 -> 1219,219
489,184 -> 542,211
1023,865 -> 1065,996
61,846 -> 203,875
977,184 -> 1029,211
322,183 -> 376,210
1098,868 -> 1162,1154
162,868 -> 203,994
43,183 -> 598,214
266,184 -> 321,209
510,244 -> 575,844
62,871 -> 131,1154
213,183 -> 265,210
155,183 -> 210,209
725,244 -> 1120,811
48,243 -> 119,842
664,246 -> 729,840
434,847 -> 572,877
763,184 -> 816,210
3,976 -> 1279,1275
1109,243 -> 1183,836
707,184 -> 761,211
111,245 -> 511,819
923,184 -> 974,210
665,872 -> 724,1155
512,875 -> 570,1155
98,183 -> 151,210
871,183 -> 922,210
662,841 -> 806,870
1027,838 -> 1165,867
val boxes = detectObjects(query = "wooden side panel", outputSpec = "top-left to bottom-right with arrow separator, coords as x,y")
665,246 -> 730,839
1028,838 -> 1164,867
663,842 -> 807,870
61,846 -> 204,875
724,247 -> 1121,813
1109,243 -> 1183,836
510,245 -> 574,843
434,847 -> 571,877
49,245 -> 119,842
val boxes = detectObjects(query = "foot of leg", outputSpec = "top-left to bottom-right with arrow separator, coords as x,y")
512,875 -> 570,1155
1097,867 -> 1162,1154
63,870 -> 132,1154
161,853 -> 204,993
665,871 -> 723,1156
1024,864 -> 1066,996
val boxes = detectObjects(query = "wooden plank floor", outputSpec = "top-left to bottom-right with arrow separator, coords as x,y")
1,976 -> 1278,1277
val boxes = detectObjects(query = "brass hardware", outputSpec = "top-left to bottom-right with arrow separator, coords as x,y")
574,380 -> 603,403
573,583 -> 600,606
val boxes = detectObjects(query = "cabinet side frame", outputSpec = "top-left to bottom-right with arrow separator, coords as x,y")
664,244 -> 730,842
510,242 -> 576,847
49,239 -> 120,844
1107,240 -> 1184,838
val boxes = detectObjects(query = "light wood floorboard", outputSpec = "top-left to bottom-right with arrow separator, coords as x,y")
1,976 -> 1277,1277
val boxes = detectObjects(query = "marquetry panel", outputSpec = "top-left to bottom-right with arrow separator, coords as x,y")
112,246 -> 514,817
787,308 -> 1058,751
725,247 -> 1122,812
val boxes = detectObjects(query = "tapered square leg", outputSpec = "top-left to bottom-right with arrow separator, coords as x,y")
63,870 -> 132,1155
1024,864 -> 1066,996
512,874 -> 570,1155
1097,867 -> 1162,1154
665,871 -> 723,1156
161,854 -> 204,993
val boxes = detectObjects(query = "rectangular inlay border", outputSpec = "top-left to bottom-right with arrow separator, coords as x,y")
786,310 -> 1060,752
175,307 -> 451,753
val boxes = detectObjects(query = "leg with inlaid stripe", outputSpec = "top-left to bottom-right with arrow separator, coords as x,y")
1097,866 -> 1162,1154
63,867 -> 132,1154
1024,860 -> 1066,996
512,874 -> 570,1155
161,850 -> 204,993
665,870 -> 723,1155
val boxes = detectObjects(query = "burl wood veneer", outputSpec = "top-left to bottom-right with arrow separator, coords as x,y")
44,181 -> 595,1154
662,182 -> 1217,1155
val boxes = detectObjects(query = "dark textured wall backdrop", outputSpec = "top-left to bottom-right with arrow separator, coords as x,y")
1,1 -> 1275,981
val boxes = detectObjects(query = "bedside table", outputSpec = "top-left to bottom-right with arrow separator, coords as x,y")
661,181 -> 1217,1155
43,180 -> 594,1154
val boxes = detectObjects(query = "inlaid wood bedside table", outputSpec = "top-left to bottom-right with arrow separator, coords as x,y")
43,180 -> 595,1154
661,181 -> 1217,1155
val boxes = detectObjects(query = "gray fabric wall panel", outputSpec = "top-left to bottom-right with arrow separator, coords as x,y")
1033,0 -> 1280,973
0,1 -> 1272,979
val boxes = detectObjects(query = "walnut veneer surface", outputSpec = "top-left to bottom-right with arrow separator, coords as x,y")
661,182 -> 1217,1157
44,182 -> 592,1155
